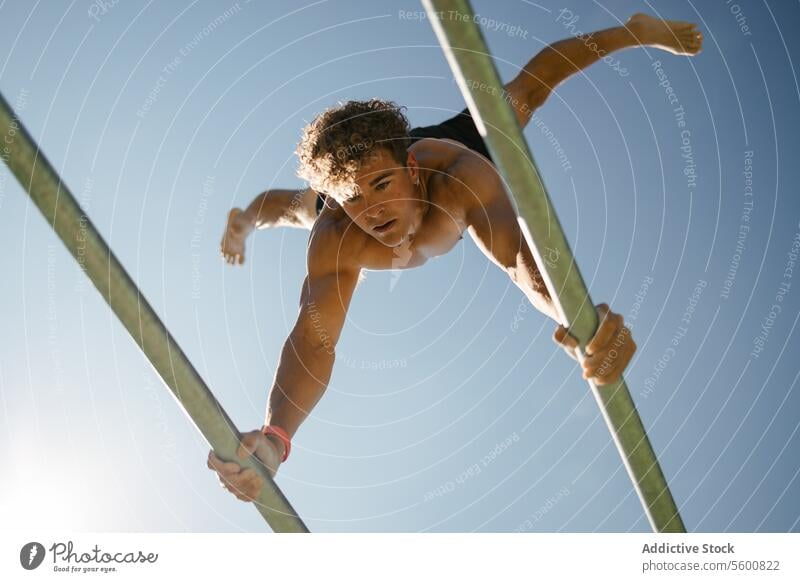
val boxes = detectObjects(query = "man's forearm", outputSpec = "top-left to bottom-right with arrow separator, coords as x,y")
512,255 -> 559,323
240,190 -> 269,229
265,334 -> 335,442
240,189 -> 295,230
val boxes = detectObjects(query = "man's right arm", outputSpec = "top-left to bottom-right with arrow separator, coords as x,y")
263,224 -> 361,453
207,222 -> 359,501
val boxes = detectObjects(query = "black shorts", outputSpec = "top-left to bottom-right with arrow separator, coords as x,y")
315,108 -> 492,215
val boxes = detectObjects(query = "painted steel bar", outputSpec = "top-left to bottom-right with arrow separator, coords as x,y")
0,91 -> 308,533
422,0 -> 685,532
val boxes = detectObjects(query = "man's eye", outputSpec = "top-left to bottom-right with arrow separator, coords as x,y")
375,181 -> 389,191
345,194 -> 361,204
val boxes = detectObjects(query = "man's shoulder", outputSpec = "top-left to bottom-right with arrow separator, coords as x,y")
306,208 -> 368,276
436,148 -> 503,210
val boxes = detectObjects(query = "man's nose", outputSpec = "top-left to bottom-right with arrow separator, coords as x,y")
365,202 -> 385,219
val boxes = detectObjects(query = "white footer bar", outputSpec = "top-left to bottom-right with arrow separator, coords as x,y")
2,532 -> 798,581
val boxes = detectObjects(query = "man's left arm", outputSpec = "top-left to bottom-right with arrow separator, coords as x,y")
462,163 -> 636,385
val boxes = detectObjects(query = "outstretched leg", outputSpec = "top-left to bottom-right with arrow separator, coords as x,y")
221,188 -> 318,265
503,12 -> 703,127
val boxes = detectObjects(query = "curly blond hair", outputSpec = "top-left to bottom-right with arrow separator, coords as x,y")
296,99 -> 411,198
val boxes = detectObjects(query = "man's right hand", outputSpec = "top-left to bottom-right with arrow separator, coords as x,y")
207,430 -> 282,502
220,207 -> 252,266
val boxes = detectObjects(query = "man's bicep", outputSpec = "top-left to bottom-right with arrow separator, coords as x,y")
293,266 -> 360,351
464,168 -> 554,316
465,171 -> 525,273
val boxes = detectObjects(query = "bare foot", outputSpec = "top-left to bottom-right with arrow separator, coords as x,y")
627,13 -> 703,56
220,208 -> 251,265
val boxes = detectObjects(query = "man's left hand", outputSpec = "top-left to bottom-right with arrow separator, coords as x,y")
553,303 -> 636,385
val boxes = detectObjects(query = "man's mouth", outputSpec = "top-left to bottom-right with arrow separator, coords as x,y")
372,218 -> 397,233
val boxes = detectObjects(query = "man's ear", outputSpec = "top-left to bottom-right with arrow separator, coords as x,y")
406,150 -> 419,182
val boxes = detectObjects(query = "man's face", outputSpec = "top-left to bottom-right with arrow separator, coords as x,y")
336,147 -> 422,247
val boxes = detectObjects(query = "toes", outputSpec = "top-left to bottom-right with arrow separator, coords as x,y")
680,32 -> 703,54
686,37 -> 703,53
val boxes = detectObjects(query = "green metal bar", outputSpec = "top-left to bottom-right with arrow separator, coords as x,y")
422,0 -> 685,532
0,91 -> 308,533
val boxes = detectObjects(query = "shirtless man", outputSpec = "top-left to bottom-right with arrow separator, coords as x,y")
208,13 -> 703,502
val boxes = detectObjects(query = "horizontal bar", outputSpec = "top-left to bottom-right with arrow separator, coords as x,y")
422,0 -> 685,532
0,91 -> 308,533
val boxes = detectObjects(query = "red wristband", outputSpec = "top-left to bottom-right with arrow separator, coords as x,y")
262,425 -> 291,462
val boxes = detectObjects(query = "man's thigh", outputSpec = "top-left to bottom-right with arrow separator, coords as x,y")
503,72 -> 550,127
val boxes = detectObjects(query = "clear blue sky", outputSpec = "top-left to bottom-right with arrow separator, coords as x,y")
1,0 -> 798,532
